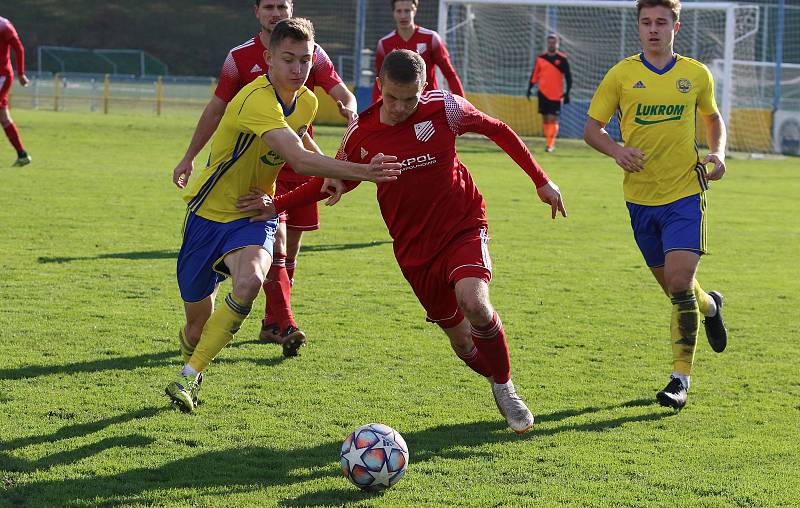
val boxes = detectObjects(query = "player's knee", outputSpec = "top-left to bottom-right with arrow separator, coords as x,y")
457,295 -> 493,324
666,271 -> 693,295
232,272 -> 265,302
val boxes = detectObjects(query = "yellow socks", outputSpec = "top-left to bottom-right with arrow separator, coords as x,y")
670,290 -> 699,376
188,293 -> 252,372
692,279 -> 715,317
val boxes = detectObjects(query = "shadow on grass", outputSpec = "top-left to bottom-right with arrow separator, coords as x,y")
36,242 -> 391,264
0,346 -> 287,380
2,399 -> 670,507
0,407 -> 166,452
37,250 -> 178,264
0,351 -> 176,380
291,241 -> 392,253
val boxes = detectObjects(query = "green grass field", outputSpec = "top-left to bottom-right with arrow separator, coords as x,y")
1,109 -> 799,507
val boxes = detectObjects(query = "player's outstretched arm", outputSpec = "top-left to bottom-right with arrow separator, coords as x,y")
701,112 -> 727,181
583,118 -> 644,173
238,177 -> 358,222
263,128 -> 401,182
172,96 -> 227,188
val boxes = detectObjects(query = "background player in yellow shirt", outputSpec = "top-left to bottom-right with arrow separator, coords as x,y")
583,0 -> 728,410
166,18 -> 401,412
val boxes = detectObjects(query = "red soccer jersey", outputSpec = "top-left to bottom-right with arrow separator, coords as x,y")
0,17 -> 24,76
214,34 -> 344,182
274,91 -> 549,269
373,26 -> 464,103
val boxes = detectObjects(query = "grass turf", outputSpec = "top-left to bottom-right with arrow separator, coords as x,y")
0,109 -> 798,507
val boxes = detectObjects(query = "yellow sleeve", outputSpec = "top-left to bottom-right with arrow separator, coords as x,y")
237,91 -> 288,138
587,66 -> 620,124
697,65 -> 719,116
308,92 -> 319,131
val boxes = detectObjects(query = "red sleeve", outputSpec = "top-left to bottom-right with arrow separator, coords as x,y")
214,52 -> 241,102
431,33 -> 464,96
372,40 -> 386,103
445,93 -> 549,187
273,177 -> 327,212
6,23 -> 24,76
311,46 -> 343,93
273,134 -> 363,212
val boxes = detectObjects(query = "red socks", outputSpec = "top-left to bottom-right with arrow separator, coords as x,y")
470,312 -> 511,384
2,121 -> 24,153
262,254 -> 296,330
285,257 -> 296,282
456,346 -> 493,378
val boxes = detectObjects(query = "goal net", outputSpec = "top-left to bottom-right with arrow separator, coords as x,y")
438,0 -> 766,152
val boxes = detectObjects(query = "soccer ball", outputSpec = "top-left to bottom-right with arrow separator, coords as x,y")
340,423 -> 409,490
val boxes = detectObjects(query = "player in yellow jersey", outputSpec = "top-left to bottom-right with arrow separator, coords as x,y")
583,0 -> 728,410
166,18 -> 402,412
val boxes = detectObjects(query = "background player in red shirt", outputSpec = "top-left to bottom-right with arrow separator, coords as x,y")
527,34 -> 572,153
372,0 -> 464,103
0,16 -> 30,167
240,50 -> 567,434
171,0 -> 358,356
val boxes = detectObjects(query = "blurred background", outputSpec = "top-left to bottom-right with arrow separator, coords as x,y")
3,0 -> 799,153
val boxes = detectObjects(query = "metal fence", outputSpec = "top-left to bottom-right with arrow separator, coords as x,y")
10,73 -> 215,116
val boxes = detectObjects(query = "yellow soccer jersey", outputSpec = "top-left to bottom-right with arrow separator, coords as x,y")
184,75 -> 318,222
588,53 -> 719,205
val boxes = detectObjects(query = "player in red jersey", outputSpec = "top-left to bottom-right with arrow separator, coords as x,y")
240,50 -> 567,433
171,0 -> 358,356
372,0 -> 464,103
527,34 -> 572,153
0,16 -> 30,167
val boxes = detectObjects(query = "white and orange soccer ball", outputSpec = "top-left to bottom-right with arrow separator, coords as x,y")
340,423 -> 409,490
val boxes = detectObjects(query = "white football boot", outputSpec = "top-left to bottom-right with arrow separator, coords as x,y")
491,379 -> 534,434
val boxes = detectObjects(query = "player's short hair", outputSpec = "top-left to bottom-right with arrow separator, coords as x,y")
269,18 -> 314,49
380,50 -> 426,85
392,0 -> 419,8
547,33 -> 559,41
255,0 -> 293,6
636,0 -> 680,22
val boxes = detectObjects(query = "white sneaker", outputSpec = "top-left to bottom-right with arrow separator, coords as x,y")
491,380 -> 534,434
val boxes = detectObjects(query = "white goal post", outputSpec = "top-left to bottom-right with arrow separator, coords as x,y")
438,0 -> 767,152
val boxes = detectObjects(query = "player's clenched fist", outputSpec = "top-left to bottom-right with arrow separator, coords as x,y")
612,146 -> 645,173
172,159 -> 194,188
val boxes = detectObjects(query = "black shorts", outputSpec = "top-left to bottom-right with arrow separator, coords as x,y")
537,91 -> 562,116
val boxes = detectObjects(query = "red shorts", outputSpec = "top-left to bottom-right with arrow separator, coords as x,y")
0,74 -> 11,108
401,227 -> 492,329
276,178 -> 319,231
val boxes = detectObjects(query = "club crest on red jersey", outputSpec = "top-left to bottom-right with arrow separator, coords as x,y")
414,121 -> 435,142
416,43 -> 427,54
